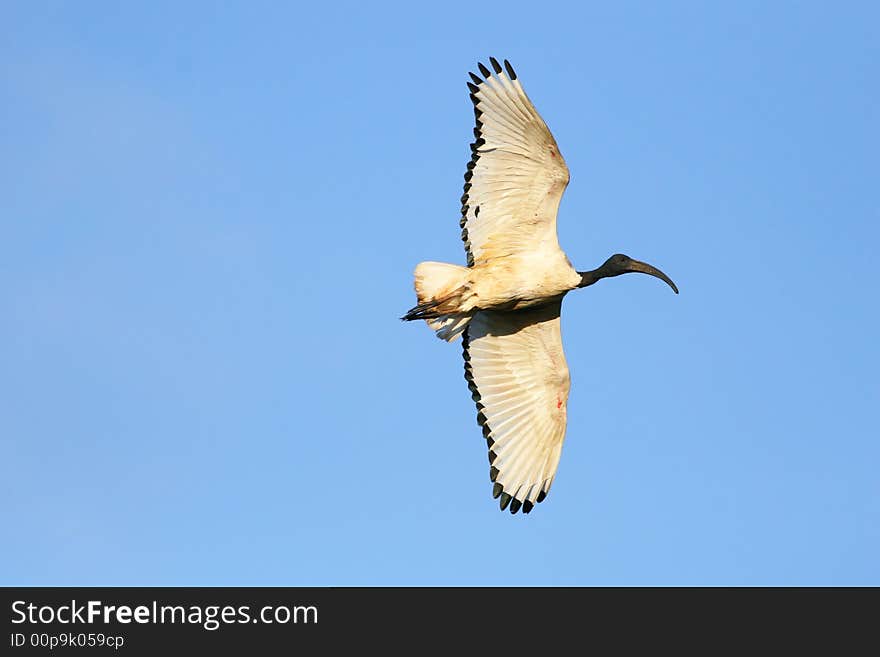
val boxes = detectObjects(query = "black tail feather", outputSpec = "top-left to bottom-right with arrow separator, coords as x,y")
401,300 -> 443,322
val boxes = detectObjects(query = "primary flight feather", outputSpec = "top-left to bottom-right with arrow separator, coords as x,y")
403,57 -> 678,514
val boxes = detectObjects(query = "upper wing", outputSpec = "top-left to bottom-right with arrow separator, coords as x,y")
463,300 -> 570,514
460,58 -> 570,267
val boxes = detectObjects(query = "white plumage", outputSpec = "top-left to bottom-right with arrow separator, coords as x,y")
464,302 -> 569,513
403,58 -> 678,514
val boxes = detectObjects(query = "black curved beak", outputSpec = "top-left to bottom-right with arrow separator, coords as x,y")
626,259 -> 679,294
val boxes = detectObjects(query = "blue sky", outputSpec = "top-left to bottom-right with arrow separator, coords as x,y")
2,1 -> 877,585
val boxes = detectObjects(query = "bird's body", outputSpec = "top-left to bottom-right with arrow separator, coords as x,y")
403,58 -> 677,514
417,250 -> 579,314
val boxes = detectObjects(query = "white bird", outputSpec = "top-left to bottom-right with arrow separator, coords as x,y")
403,58 -> 678,514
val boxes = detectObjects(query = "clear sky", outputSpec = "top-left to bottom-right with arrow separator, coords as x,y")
2,1 -> 878,586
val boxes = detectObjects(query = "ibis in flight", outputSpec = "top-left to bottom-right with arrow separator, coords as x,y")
403,58 -> 678,514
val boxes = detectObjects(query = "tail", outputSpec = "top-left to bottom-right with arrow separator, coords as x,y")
402,261 -> 474,342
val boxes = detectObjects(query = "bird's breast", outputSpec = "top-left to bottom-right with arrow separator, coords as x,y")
468,251 -> 580,312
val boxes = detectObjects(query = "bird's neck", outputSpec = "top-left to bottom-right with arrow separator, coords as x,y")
576,267 -> 607,288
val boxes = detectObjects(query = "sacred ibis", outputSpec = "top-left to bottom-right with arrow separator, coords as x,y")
403,58 -> 678,514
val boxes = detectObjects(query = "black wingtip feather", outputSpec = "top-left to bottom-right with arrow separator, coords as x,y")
499,492 -> 512,511
489,57 -> 502,74
537,490 -> 547,503
522,500 -> 534,514
467,82 -> 479,94
492,483 -> 503,499
477,62 -> 491,78
503,59 -> 517,80
469,71 -> 483,85
509,498 -> 522,514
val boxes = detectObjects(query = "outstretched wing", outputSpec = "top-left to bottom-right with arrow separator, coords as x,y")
463,300 -> 570,514
460,58 -> 570,267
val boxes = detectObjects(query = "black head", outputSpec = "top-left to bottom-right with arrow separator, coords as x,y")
580,253 -> 679,293
602,253 -> 637,274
